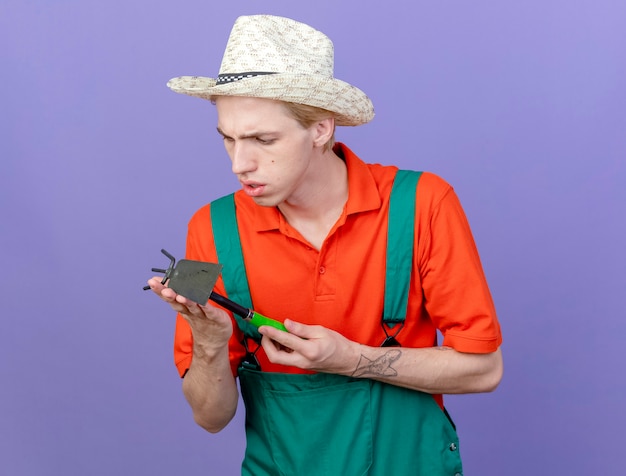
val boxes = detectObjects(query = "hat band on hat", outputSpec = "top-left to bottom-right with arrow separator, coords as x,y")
216,72 -> 276,85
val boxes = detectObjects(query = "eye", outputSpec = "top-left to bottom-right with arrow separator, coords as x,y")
256,137 -> 275,145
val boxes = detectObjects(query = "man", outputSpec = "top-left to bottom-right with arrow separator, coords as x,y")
148,14 -> 503,476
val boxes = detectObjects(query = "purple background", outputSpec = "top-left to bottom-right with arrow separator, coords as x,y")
2,1 -> 625,475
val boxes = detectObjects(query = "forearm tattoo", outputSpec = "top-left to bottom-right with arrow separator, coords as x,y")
351,349 -> 402,378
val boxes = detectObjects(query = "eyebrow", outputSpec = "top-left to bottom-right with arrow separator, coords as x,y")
216,127 -> 275,140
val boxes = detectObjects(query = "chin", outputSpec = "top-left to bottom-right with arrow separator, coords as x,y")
251,196 -> 280,208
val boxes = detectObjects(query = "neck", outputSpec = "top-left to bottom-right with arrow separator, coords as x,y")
278,150 -> 348,249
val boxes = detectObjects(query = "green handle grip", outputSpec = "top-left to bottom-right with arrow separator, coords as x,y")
248,311 -> 288,332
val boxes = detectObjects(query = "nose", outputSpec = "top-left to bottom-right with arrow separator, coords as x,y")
229,141 -> 257,175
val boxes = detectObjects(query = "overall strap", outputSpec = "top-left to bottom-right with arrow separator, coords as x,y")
383,170 -> 422,327
211,169 -> 422,339
210,194 -> 261,341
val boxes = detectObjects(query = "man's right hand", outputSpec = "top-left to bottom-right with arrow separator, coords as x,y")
146,277 -> 233,351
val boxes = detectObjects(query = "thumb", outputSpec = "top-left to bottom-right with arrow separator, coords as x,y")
284,319 -> 318,338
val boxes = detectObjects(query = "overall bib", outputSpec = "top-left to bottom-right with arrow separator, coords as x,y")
211,171 -> 463,476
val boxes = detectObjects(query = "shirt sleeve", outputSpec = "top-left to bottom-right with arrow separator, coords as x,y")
173,204 -> 247,378
415,174 -> 502,353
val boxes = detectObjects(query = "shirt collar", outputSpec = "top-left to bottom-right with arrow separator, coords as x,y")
249,142 -> 382,232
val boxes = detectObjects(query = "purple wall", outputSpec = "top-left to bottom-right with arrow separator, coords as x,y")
2,1 -> 625,474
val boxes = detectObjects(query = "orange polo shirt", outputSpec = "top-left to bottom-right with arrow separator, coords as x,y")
174,143 -> 501,378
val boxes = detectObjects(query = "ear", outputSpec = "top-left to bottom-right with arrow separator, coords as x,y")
312,117 -> 335,148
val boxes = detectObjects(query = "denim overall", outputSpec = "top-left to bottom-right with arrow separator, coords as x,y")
211,171 -> 463,476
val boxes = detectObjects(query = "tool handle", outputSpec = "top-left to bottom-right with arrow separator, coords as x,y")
248,311 -> 288,332
209,292 -> 288,332
209,291 -> 249,317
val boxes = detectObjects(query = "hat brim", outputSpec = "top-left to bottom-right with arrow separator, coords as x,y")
167,74 -> 374,127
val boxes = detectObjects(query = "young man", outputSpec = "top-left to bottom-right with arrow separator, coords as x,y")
148,14 -> 503,475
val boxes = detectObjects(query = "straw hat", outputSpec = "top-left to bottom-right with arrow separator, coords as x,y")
167,15 -> 374,126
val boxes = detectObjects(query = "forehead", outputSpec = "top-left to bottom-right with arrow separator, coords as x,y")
215,96 -> 294,128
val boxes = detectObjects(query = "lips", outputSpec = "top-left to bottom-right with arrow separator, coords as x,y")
241,181 -> 266,197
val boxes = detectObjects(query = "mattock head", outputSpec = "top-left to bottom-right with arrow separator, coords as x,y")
143,249 -> 223,304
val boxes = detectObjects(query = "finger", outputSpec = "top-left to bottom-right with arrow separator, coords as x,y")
259,324 -> 306,353
147,277 -> 168,293
260,335 -> 297,365
156,287 -> 201,315
146,277 -> 179,302
159,287 -> 178,301
283,319 -> 321,339
261,334 -> 278,354
161,288 -> 196,308
283,319 -> 302,334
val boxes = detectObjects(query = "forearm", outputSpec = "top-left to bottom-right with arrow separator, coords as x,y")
147,281 -> 239,433
182,343 -> 239,433
259,320 -> 503,394
347,345 -> 503,394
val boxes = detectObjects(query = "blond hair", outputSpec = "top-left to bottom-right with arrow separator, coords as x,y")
281,102 -> 336,152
